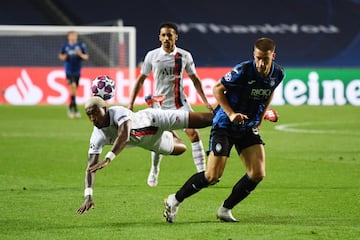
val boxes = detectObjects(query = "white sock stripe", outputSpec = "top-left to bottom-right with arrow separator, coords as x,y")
151,152 -> 163,167
191,141 -> 206,172
191,141 -> 204,150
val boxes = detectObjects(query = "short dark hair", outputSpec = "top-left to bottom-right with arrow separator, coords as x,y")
159,22 -> 178,34
254,37 -> 276,52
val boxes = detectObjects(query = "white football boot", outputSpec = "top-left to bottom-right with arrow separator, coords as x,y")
163,194 -> 180,223
74,111 -> 81,118
67,107 -> 74,119
216,205 -> 238,222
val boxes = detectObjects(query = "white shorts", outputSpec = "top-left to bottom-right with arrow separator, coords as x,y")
150,130 -> 174,155
161,100 -> 194,112
130,108 -> 189,154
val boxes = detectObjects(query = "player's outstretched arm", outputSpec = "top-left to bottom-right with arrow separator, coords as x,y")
77,196 -> 95,214
189,74 -> 214,112
128,74 -> 147,110
88,120 -> 131,173
77,154 -> 99,214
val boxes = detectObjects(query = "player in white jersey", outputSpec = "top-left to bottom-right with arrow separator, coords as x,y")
77,96 -> 213,214
128,22 -> 213,187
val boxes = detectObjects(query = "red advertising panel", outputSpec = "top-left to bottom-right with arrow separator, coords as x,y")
0,67 -> 227,105
3,67 -> 358,105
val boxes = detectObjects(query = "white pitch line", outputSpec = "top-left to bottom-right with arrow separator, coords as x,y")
274,122 -> 360,135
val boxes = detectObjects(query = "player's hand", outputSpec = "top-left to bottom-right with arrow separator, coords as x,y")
264,108 -> 279,122
87,159 -> 110,173
76,196 -> 95,214
228,112 -> 248,124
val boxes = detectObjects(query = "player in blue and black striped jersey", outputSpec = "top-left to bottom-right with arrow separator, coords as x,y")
164,37 -> 285,223
59,31 -> 89,119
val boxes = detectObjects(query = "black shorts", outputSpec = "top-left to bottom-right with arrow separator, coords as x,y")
209,127 -> 264,157
66,74 -> 80,86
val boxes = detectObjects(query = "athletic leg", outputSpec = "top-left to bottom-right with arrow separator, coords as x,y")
171,131 -> 187,155
73,77 -> 81,118
218,144 -> 265,221
147,151 -> 163,187
164,152 -> 226,223
187,112 -> 213,129
67,80 -> 76,118
173,152 -> 227,203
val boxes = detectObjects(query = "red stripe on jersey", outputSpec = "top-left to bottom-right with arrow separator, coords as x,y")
131,126 -> 158,137
174,52 -> 183,109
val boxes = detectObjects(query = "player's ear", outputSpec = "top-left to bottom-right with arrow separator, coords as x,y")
272,52 -> 276,60
99,106 -> 106,116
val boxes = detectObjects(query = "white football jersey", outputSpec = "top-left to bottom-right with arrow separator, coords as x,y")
141,46 -> 196,110
88,106 -> 133,154
88,106 -> 189,155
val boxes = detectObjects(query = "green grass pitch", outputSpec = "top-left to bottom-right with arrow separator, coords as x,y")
0,104 -> 359,240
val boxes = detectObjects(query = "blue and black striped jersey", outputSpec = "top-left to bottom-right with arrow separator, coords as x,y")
60,41 -> 88,76
213,60 -> 285,130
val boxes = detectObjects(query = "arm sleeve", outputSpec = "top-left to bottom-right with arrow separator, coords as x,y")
112,107 -> 131,127
221,63 -> 244,89
185,52 -> 196,76
88,128 -> 105,154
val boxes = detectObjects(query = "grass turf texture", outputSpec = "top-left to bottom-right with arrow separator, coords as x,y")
0,104 -> 359,240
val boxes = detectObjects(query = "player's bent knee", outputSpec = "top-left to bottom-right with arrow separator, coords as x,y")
248,167 -> 266,182
205,173 -> 221,184
251,173 -> 265,182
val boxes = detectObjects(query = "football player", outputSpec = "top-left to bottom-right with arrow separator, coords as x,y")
76,96 -> 213,214
163,37 -> 285,223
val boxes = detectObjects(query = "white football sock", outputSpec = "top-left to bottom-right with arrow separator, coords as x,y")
151,151 -> 162,172
191,141 -> 206,172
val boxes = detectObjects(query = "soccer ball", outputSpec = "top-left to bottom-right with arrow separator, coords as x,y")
91,75 -> 115,100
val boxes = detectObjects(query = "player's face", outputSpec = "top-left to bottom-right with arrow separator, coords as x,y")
85,106 -> 108,128
67,32 -> 78,45
253,47 -> 275,77
159,27 -> 178,53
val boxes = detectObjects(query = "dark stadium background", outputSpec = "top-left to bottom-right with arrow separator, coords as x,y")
1,0 -> 359,67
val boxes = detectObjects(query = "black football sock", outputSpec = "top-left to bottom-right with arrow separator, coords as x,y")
175,171 -> 210,203
223,173 -> 259,209
71,96 -> 77,111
